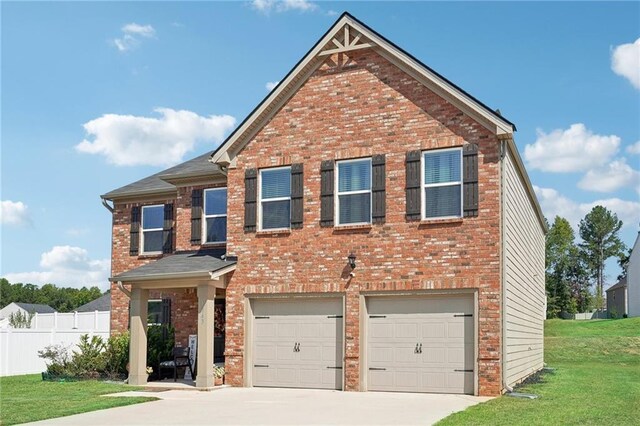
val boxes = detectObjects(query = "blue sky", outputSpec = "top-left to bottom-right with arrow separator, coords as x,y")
1,1 -> 639,291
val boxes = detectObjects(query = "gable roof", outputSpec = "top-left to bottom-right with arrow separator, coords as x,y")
606,277 -> 627,292
101,151 -> 223,201
75,294 -> 111,312
14,303 -> 56,314
210,12 -> 515,166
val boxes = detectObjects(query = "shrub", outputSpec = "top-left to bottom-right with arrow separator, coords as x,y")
38,343 -> 72,377
70,334 -> 106,378
9,310 -> 34,328
146,325 -> 174,380
102,332 -> 129,379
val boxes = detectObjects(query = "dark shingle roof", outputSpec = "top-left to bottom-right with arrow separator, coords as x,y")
606,277 -> 627,292
110,250 -> 235,282
75,294 -> 111,312
101,151 -> 222,200
15,303 -> 56,314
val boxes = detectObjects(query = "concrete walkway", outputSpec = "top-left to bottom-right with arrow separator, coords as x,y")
25,387 -> 492,426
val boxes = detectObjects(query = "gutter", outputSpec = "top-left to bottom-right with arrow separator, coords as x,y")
499,138 -> 509,394
101,197 -> 114,213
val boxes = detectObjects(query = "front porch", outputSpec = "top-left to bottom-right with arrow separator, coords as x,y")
110,250 -> 235,390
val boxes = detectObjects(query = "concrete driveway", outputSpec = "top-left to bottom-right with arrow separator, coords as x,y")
26,387 -> 492,426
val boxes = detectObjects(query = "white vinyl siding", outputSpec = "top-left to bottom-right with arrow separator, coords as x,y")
259,167 -> 291,230
503,148 -> 546,387
422,148 -> 462,219
627,235 -> 640,317
336,158 -> 372,225
141,205 -> 164,254
203,188 -> 227,243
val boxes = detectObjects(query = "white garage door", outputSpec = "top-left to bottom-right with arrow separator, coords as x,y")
251,298 -> 343,390
367,295 -> 474,394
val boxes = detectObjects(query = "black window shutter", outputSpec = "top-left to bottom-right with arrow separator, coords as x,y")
161,298 -> 172,326
320,160 -> 334,227
191,189 -> 203,244
405,150 -> 421,220
290,163 -> 304,229
162,203 -> 174,254
129,206 -> 140,256
463,143 -> 479,217
244,168 -> 257,232
372,154 -> 386,224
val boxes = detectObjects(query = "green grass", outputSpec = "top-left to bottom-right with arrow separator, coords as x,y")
0,375 -> 157,425
438,317 -> 640,426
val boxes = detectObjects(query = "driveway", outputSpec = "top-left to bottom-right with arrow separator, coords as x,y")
26,387 -> 492,426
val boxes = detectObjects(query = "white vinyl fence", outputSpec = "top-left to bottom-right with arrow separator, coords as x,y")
0,311 -> 110,377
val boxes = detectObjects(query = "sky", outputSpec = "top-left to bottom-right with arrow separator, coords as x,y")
1,1 -> 639,292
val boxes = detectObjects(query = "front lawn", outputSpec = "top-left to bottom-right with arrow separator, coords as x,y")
438,318 -> 640,425
0,374 -> 156,425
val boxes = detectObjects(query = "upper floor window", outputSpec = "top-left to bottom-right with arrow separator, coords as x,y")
337,158 -> 372,225
259,167 -> 291,230
422,148 -> 462,219
141,205 -> 164,253
204,188 -> 227,243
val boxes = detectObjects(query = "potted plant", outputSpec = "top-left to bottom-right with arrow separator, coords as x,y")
214,365 -> 225,386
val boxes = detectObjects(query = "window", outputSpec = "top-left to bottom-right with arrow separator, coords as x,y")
337,158 -> 371,225
141,205 -> 164,253
422,148 -> 462,219
259,167 -> 291,230
203,188 -> 227,243
147,300 -> 163,326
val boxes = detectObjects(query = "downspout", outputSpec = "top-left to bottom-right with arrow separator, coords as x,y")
499,137 -> 513,393
117,281 -> 131,298
101,197 -> 114,213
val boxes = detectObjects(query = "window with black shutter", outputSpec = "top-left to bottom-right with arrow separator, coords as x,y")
320,161 -> 334,227
244,169 -> 257,232
422,148 -> 463,219
140,205 -> 164,254
290,163 -> 304,229
191,189 -> 203,244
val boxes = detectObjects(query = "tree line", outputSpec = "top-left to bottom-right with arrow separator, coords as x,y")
545,205 -> 628,318
0,278 -> 105,313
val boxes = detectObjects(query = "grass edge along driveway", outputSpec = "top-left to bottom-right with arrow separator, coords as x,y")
437,318 -> 640,426
0,374 -> 156,425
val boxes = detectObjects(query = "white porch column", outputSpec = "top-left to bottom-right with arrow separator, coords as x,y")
128,287 -> 149,386
196,284 -> 215,389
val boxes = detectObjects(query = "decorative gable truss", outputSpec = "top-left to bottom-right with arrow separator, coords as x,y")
318,24 -> 375,56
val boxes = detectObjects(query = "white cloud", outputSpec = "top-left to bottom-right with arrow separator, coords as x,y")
534,185 -> 640,231
1,200 -> 30,226
326,10 -> 338,17
265,81 -> 279,91
3,246 -> 110,290
113,23 -> 156,52
611,38 -> 640,89
75,108 -> 236,167
524,123 -> 620,172
626,141 -> 640,155
252,0 -> 318,13
578,158 -> 640,193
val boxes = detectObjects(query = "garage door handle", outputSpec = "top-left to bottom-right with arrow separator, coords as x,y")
369,367 -> 386,371
254,365 -> 269,368
454,369 -> 473,372
326,366 -> 343,369
369,315 -> 386,318
454,314 -> 473,317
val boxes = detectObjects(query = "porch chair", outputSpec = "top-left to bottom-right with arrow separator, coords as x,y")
159,347 -> 195,382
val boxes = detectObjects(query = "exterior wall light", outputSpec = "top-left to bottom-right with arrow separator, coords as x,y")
348,253 -> 357,270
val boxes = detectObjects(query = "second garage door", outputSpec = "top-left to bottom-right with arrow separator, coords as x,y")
251,298 -> 343,390
367,295 -> 474,394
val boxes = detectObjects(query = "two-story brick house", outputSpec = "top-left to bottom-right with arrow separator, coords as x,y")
103,13 -> 546,396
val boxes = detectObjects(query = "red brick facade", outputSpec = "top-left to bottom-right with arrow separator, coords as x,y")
110,50 -> 504,395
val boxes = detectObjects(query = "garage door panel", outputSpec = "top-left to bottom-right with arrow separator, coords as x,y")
367,295 -> 474,395
252,298 -> 343,390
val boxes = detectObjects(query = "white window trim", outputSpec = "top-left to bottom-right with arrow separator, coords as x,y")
335,158 -> 372,226
140,204 -> 164,255
202,187 -> 228,244
421,147 -> 463,220
258,166 -> 292,231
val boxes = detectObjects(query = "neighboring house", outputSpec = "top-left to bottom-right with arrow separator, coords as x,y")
75,294 -> 111,312
606,278 -> 628,318
628,232 -> 640,317
103,13 -> 546,396
0,302 -> 56,321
